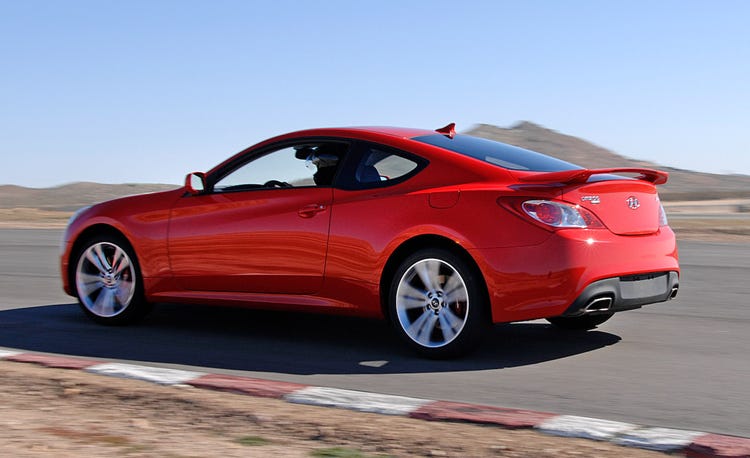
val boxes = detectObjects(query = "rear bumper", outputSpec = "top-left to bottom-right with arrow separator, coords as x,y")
470,226 -> 679,323
558,271 -> 679,317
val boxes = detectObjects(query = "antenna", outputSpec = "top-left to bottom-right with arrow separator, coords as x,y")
435,123 -> 456,139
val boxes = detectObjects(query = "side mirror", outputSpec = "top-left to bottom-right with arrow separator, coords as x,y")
184,172 -> 206,195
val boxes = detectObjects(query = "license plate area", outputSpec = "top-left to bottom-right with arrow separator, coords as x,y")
619,273 -> 668,299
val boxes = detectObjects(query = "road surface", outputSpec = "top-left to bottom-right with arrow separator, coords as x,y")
0,229 -> 748,437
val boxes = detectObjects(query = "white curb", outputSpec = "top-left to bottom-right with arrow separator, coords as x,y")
615,427 -> 705,451
286,386 -> 430,416
537,415 -> 638,441
86,363 -> 204,385
0,349 -> 22,359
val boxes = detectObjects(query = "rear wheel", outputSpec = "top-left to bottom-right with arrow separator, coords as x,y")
389,248 -> 488,358
546,312 -> 614,330
73,235 -> 151,325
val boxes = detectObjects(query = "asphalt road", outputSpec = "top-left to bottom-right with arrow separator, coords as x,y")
1,229 -> 748,437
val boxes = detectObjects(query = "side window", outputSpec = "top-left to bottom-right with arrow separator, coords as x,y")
355,147 -> 419,185
213,142 -> 347,192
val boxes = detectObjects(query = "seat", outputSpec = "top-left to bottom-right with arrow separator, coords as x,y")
357,164 -> 381,183
313,165 -> 337,186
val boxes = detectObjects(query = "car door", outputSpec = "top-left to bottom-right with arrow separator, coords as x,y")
167,141 -> 347,295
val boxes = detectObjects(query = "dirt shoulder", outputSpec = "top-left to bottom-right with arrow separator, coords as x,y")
668,217 -> 750,242
0,360 -> 665,458
0,208 -> 70,229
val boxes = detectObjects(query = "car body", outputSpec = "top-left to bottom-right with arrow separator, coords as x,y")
61,124 -> 679,357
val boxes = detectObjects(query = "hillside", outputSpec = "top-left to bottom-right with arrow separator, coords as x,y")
466,122 -> 750,200
0,182 -> 178,211
2,122 -> 749,210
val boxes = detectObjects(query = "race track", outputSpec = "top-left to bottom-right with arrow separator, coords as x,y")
1,229 -> 748,437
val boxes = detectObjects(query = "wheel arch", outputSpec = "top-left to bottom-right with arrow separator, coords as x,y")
379,234 -> 491,322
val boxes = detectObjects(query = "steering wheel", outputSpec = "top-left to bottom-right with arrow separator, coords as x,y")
263,180 -> 291,188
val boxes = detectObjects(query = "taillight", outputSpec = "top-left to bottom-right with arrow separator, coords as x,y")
521,200 -> 604,229
657,198 -> 669,227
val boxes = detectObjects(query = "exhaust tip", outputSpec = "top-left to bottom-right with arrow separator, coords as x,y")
669,287 -> 679,299
584,296 -> 613,313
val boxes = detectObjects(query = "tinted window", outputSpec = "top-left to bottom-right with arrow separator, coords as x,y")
413,134 -> 581,172
213,142 -> 346,192
356,147 -> 419,184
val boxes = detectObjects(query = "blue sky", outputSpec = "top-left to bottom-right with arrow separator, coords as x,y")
1,0 -> 748,187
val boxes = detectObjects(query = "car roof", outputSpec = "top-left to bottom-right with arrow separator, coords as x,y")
283,126 -> 437,140
207,126 -> 447,178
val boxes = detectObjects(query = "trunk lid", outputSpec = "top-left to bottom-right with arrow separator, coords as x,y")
515,168 -> 667,236
563,179 -> 661,235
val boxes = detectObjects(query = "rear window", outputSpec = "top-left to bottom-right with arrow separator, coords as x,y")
413,134 -> 582,172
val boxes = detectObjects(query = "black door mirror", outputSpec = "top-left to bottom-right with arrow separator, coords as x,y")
184,172 -> 206,195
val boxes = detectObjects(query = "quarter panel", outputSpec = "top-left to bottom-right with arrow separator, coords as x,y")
324,185 -> 555,316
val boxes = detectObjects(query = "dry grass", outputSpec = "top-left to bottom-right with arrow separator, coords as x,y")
0,360 -> 666,457
670,218 -> 750,242
0,208 -> 71,228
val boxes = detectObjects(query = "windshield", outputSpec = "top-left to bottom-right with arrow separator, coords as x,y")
413,134 -> 582,172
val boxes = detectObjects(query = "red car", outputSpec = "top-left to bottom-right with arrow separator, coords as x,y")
60,124 -> 679,358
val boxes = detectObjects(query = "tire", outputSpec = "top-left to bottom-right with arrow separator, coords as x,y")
388,248 -> 489,358
72,234 -> 151,325
546,312 -> 614,331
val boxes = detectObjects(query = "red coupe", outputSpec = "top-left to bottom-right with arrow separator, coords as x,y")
61,124 -> 679,357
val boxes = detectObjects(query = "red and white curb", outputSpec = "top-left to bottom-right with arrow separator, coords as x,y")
287,386 -> 432,415
1,348 -> 748,457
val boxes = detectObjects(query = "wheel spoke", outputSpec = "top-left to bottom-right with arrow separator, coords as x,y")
78,276 -> 103,298
399,282 -> 428,299
441,307 -> 465,331
111,247 -> 128,276
438,312 -> 457,342
416,314 -> 439,346
406,309 -> 430,334
115,280 -> 133,305
397,283 -> 428,310
78,272 -> 102,287
443,272 -> 467,302
398,295 -> 426,310
407,310 -> 438,346
93,244 -> 112,271
92,288 -> 115,316
85,249 -> 108,274
415,260 -> 440,291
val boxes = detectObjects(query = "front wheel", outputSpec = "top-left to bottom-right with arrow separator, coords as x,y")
73,235 -> 151,325
388,248 -> 489,358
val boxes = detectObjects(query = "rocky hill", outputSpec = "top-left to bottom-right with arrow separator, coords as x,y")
2,122 -> 749,210
0,182 -> 178,211
466,122 -> 750,200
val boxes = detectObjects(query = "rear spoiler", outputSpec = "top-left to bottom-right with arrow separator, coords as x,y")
518,168 -> 668,185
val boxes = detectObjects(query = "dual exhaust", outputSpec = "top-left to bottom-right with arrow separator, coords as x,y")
583,296 -> 614,313
582,285 -> 679,314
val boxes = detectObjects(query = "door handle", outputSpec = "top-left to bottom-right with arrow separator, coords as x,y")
298,203 -> 327,218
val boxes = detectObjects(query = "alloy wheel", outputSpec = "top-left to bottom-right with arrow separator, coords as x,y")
75,241 -> 136,317
395,258 -> 469,348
